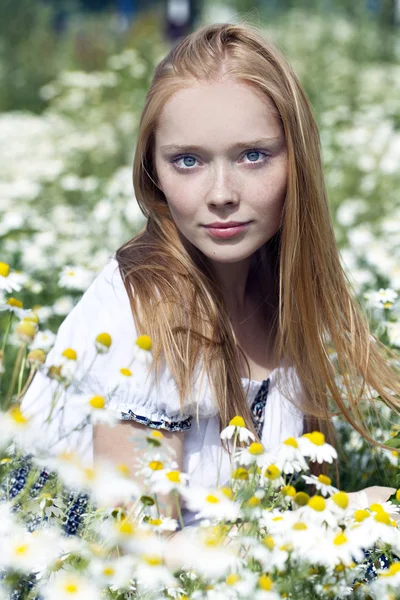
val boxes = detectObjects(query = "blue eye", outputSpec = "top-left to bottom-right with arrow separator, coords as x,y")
170,149 -> 270,172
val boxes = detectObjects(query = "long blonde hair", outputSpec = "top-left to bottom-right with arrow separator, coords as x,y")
116,22 -> 400,451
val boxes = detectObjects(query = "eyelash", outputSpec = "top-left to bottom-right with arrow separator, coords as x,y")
170,149 -> 271,172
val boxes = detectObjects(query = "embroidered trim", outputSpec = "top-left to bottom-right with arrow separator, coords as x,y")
250,377 -> 270,437
119,410 -> 192,431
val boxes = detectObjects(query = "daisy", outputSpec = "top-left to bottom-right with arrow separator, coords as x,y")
87,555 -> 136,591
149,468 -> 189,495
259,463 -> 285,490
297,431 -> 338,464
30,329 -> 56,351
40,571 -> 101,600
0,297 -> 30,319
302,473 -> 339,496
68,392 -> 118,426
58,265 -> 95,291
235,441 -> 270,467
82,459 -> 141,507
295,495 -> 340,529
0,262 -> 22,293
220,416 -> 255,444
133,335 -> 153,367
181,485 -> 241,521
271,436 -> 309,474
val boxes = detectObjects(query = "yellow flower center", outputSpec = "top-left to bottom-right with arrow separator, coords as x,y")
96,332 -> 112,347
306,431 -> 325,446
231,467 -> 249,480
64,583 -> 78,594
383,563 -> 400,577
332,491 -> 349,509
149,460 -> 163,470
8,406 -> 28,425
221,487 -> 233,499
246,496 -> 261,507
226,573 -> 240,585
333,533 -> 347,546
7,297 -> 22,308
89,395 -> 105,409
166,470 -> 181,483
229,415 -> 246,428
143,554 -> 163,566
118,520 -> 135,536
102,566 -> 115,576
27,349 -> 46,364
354,509 -> 370,522
294,492 -> 310,506
308,496 -> 326,512
0,262 -> 10,277
84,468 -> 95,481
318,474 -> 332,486
281,485 -> 296,498
116,463 -> 130,477
284,437 -> 298,448
151,430 -> 163,439
120,367 -> 132,377
264,464 -> 281,480
396,489 -> 400,503
62,348 -> 77,360
149,518 -> 162,526
293,522 -> 308,531
374,511 -> 392,525
248,442 -> 264,455
16,322 -> 36,341
263,535 -> 275,550
206,494 -> 220,504
258,575 -> 273,591
24,312 -> 39,324
136,335 -> 152,351
15,544 -> 28,555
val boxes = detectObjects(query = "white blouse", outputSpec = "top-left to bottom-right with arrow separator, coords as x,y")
21,255 -> 305,524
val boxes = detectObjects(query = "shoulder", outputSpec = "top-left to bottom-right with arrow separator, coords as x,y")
66,255 -> 135,339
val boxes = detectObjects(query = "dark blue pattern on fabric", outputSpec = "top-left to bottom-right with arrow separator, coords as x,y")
119,410 -> 193,431
249,377 -> 270,437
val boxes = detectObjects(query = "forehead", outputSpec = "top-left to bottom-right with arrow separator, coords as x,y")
155,79 -> 282,147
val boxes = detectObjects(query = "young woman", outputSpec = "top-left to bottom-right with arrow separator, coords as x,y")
21,22 -> 400,527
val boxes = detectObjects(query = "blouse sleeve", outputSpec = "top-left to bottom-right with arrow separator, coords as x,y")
21,256 -> 216,448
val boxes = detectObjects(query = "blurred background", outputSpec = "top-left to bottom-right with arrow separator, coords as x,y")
1,0 -> 400,491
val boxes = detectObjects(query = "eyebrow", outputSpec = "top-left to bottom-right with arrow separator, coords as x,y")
160,137 -> 283,153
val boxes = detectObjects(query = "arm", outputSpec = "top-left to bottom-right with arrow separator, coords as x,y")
93,421 -> 185,521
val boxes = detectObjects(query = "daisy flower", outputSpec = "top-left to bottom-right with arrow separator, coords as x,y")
68,392 -> 118,426
40,571 -> 101,600
235,441 -> 269,467
133,334 -> 153,366
297,431 -> 338,464
87,555 -> 136,591
0,297 -> 30,319
220,416 -> 255,443
271,436 -> 309,474
0,262 -> 22,293
149,468 -> 189,495
30,329 -> 56,351
302,473 -> 339,496
181,485 -> 241,521
58,265 -> 95,291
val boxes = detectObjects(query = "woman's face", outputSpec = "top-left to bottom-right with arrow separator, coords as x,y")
153,79 -> 288,265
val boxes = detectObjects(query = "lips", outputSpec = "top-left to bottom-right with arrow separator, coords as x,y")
205,222 -> 248,228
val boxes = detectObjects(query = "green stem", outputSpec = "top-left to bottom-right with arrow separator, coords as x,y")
1,312 -> 13,352
174,490 -> 185,530
5,342 -> 26,405
17,346 -> 27,396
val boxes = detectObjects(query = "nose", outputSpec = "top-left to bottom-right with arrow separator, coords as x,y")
206,162 -> 239,208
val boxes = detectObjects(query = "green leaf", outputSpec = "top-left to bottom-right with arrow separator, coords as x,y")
383,433 -> 400,448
